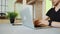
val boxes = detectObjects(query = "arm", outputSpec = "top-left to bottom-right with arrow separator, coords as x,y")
42,16 -> 50,20
51,21 -> 60,28
40,20 -> 60,28
40,17 -> 60,27
34,16 -> 60,27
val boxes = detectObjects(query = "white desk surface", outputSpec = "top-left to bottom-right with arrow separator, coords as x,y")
0,24 -> 60,34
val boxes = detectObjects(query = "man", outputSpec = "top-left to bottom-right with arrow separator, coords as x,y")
35,0 -> 60,27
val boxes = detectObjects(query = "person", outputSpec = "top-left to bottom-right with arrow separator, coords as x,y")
34,0 -> 60,28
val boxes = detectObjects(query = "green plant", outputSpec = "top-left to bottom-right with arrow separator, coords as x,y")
7,12 -> 18,19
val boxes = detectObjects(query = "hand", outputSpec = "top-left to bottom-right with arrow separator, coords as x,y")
34,19 -> 40,25
34,19 -> 48,27
40,20 -> 49,25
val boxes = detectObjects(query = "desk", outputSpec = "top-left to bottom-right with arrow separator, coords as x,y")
0,16 -> 6,19
0,19 -> 22,24
0,24 -> 60,34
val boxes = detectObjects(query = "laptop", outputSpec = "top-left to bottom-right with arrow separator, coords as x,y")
20,5 -> 35,29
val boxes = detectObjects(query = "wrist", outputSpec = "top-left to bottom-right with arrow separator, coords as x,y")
48,20 -> 52,26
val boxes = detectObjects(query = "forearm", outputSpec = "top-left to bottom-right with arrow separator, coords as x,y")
41,20 -> 60,27
51,21 -> 60,28
40,20 -> 60,27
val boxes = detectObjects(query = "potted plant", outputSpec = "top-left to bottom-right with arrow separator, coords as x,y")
7,12 -> 18,25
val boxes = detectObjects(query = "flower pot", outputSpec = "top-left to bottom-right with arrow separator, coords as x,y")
10,18 -> 15,24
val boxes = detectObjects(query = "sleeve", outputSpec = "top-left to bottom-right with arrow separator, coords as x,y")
46,8 -> 52,17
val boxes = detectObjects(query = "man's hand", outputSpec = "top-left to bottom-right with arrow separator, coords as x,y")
34,19 -> 48,27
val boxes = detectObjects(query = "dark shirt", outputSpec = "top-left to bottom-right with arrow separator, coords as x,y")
46,8 -> 60,22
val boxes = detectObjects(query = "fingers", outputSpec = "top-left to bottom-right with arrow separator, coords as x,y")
34,20 -> 48,27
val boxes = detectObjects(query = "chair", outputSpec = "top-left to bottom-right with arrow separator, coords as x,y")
0,13 -> 6,19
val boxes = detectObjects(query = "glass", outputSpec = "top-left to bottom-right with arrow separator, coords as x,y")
2,6 -> 5,13
0,6 -> 1,11
0,0 -> 1,5
2,0 -> 5,5
0,0 -> 8,13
